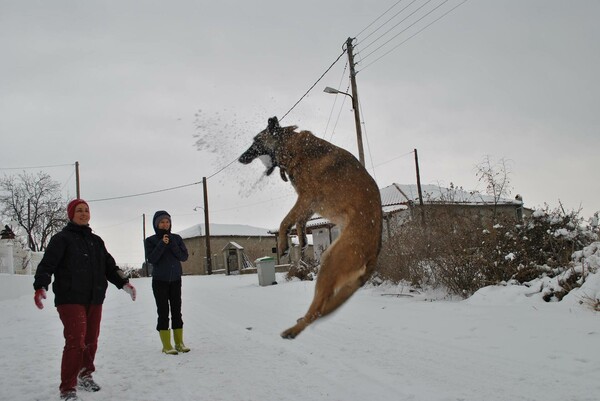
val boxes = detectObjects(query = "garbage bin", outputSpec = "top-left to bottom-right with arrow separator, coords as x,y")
255,256 -> 276,286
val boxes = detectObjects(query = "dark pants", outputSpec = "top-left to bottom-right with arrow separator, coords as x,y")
152,279 -> 183,331
57,304 -> 102,395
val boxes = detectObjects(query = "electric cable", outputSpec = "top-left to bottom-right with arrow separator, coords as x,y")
358,0 -> 468,72
279,49 -> 347,122
87,181 -> 202,203
358,0 -> 438,60
355,0 -> 406,39
356,0 -> 420,49
322,61 -> 349,139
0,163 -> 73,170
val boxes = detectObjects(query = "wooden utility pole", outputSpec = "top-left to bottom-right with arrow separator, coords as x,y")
414,149 -> 425,224
346,37 -> 365,166
75,161 -> 80,198
27,198 -> 35,251
202,177 -> 212,275
142,213 -> 148,276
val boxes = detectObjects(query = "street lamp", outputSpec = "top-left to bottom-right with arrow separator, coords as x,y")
323,86 -> 365,166
324,86 -> 351,97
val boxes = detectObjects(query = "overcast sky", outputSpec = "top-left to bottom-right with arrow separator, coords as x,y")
1,0 -> 598,266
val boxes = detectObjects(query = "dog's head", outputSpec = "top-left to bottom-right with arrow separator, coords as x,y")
238,116 -> 284,176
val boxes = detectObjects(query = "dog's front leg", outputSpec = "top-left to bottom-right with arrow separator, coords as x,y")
278,197 -> 313,257
296,219 -> 309,260
277,229 -> 291,257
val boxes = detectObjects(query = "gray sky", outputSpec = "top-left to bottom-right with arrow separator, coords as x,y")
1,0 -> 599,266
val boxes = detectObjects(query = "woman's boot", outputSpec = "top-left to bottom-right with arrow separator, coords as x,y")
159,330 -> 178,355
173,328 -> 190,353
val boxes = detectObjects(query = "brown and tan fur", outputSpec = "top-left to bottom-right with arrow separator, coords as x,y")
239,117 -> 382,339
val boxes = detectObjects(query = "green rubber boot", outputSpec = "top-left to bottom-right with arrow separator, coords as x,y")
159,330 -> 178,355
173,328 -> 190,353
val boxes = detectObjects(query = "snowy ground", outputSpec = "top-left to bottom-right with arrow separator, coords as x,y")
1,269 -> 599,401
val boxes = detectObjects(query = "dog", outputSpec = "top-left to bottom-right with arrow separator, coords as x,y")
239,117 -> 382,339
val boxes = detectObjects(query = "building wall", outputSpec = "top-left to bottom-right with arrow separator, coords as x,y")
181,235 -> 277,275
420,204 -> 529,223
310,226 -> 340,262
303,204 -> 529,264
384,204 -> 530,238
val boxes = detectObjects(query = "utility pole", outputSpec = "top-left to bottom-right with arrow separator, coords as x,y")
345,37 -> 365,166
75,161 -> 80,198
414,149 -> 425,224
142,214 -> 148,277
202,177 -> 212,275
27,198 -> 35,251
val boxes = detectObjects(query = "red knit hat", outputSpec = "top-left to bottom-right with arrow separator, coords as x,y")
67,199 -> 89,220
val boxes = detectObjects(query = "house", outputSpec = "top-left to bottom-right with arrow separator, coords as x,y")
272,183 -> 528,264
380,183 -> 528,237
177,223 -> 276,275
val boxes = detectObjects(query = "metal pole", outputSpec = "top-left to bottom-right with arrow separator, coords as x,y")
142,213 -> 148,276
346,37 -> 365,166
202,177 -> 212,275
27,198 -> 35,251
75,161 -> 80,198
414,149 -> 425,224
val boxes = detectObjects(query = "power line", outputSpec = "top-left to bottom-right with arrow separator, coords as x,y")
322,61 -> 349,140
372,150 -> 415,169
94,214 -> 141,230
87,181 -> 203,203
358,0 -> 441,61
358,0 -> 468,72
206,157 -> 239,180
356,0 -> 420,49
211,193 -> 294,213
280,49 -> 347,122
325,80 -> 352,142
354,0 -> 406,38
358,98 -> 377,181
0,163 -> 73,170
61,169 -> 76,192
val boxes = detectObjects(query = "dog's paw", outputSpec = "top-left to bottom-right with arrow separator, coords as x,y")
278,246 -> 289,258
280,328 -> 298,339
280,318 -> 307,339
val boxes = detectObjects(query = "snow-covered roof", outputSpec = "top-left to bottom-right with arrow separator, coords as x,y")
221,241 -> 244,251
290,234 -> 313,246
178,223 -> 272,239
380,183 -> 522,207
269,183 -> 523,233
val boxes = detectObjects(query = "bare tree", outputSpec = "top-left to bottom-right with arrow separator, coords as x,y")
0,171 -> 67,251
475,156 -> 512,221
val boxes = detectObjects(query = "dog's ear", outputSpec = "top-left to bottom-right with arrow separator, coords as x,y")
267,116 -> 280,135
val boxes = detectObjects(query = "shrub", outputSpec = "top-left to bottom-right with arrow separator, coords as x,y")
286,257 -> 319,281
376,205 -> 598,298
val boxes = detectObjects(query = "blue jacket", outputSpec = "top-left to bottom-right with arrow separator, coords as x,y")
33,222 -> 129,305
145,211 -> 189,282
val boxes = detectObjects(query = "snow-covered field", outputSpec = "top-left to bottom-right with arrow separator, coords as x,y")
1,268 -> 599,401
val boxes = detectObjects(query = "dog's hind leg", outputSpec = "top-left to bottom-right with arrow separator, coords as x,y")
281,239 -> 372,339
314,255 -> 377,320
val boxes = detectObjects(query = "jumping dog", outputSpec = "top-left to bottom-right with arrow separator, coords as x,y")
239,117 -> 382,339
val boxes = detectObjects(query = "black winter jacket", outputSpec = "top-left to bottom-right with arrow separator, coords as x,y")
33,222 -> 129,306
145,230 -> 188,282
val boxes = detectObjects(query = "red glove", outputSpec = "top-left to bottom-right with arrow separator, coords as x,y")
34,289 -> 47,309
123,283 -> 136,301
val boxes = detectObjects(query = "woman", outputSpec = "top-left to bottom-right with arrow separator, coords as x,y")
33,199 -> 136,401
145,210 -> 190,355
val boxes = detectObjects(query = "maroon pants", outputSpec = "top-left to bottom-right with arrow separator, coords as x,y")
57,304 -> 102,394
